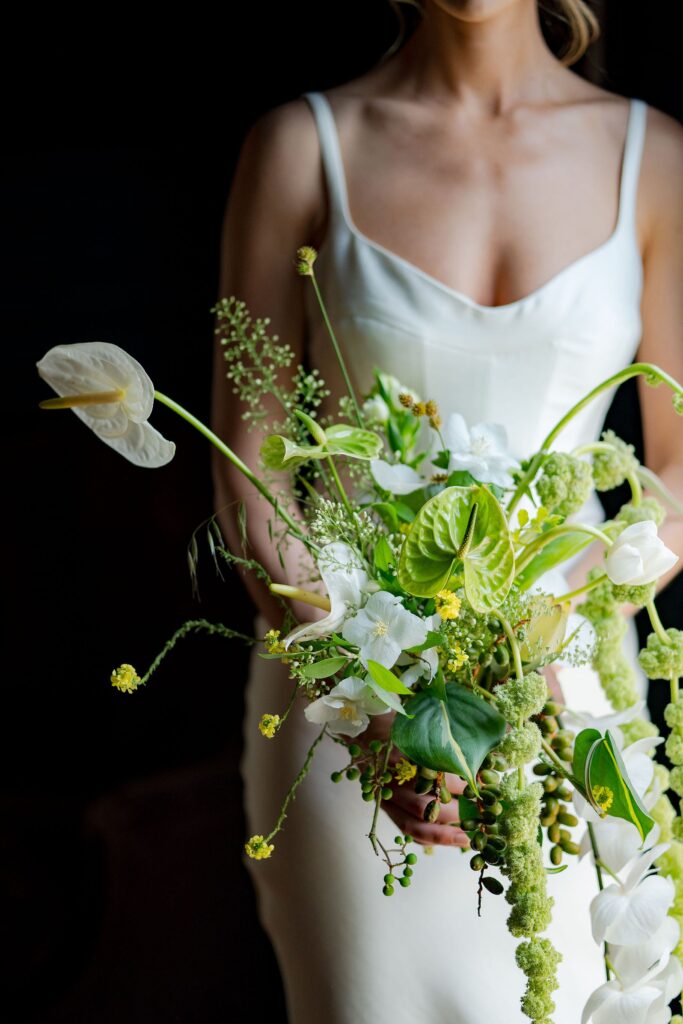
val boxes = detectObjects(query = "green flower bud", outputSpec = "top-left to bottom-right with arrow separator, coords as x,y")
536,451 -> 593,518
592,429 -> 639,491
639,628 -> 683,681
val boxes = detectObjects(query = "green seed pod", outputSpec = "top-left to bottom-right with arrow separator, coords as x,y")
424,799 -> 441,823
439,783 -> 453,804
550,845 -> 563,866
543,701 -> 562,716
487,835 -> 507,852
493,644 -> 510,666
482,876 -> 504,895
460,818 -> 481,831
541,716 -> 559,736
403,866 -> 413,877
414,776 -> 434,796
483,785 -> 501,799
484,822 -> 500,835
548,823 -> 561,844
556,729 -> 576,743
482,846 -> 501,864
470,854 -> 485,871
559,829 -> 571,842
394,835 -> 403,845
480,769 -> 500,786
489,802 -> 503,817
533,763 -> 552,776
558,811 -> 578,827
369,739 -> 383,753
348,743 -> 361,758
481,810 -> 498,825
361,782 -> 375,795
561,840 -> 581,856
540,813 -> 557,827
542,775 -> 559,793
419,766 -> 439,780
479,651 -> 493,668
473,831 -> 488,851
405,853 -> 417,864
481,789 -> 498,807
544,796 -> 559,815
556,786 -> 573,801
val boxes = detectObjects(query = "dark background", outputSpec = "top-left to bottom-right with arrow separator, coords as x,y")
4,2 -> 682,1020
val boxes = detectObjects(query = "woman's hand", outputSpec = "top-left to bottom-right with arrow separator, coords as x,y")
354,710 -> 471,849
542,662 -> 566,706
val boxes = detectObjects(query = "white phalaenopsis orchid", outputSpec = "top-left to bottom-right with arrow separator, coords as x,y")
303,675 -> 392,738
341,591 -> 429,669
441,412 -> 520,488
36,341 -> 176,467
589,842 -> 675,946
604,519 -> 679,586
283,542 -> 371,648
581,944 -> 683,1024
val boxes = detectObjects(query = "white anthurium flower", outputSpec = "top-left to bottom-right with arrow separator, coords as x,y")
611,916 -> 680,988
572,733 -> 664,824
562,700 -> 648,743
303,675 -> 392,738
589,842 -> 675,946
441,412 -> 520,488
581,945 -> 681,1024
283,542 -> 370,648
362,395 -> 390,426
578,773 -> 662,873
36,341 -> 175,467
604,519 -> 679,586
341,591 -> 430,669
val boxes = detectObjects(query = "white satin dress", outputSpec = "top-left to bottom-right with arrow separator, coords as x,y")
240,90 -> 650,1023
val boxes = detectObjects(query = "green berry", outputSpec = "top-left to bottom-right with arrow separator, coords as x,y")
405,852 -> 417,864
346,767 -> 359,780
470,854 -> 485,871
482,876 -> 504,895
402,866 -> 413,877
399,876 -> 411,887
369,739 -> 383,753
381,787 -> 393,800
330,771 -> 343,783
382,884 -> 394,896
384,873 -> 395,885
348,743 -> 361,757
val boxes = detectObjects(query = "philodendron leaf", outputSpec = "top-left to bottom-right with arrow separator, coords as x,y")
572,727 -> 656,842
325,424 -> 383,460
391,682 -> 507,789
397,484 -> 515,611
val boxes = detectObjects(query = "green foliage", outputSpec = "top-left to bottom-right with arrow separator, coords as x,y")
572,727 -> 655,841
535,451 -> 593,518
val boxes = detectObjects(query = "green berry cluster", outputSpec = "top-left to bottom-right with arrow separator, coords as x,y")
330,739 -> 393,803
591,428 -> 640,491
381,838 -> 417,896
412,765 -> 456,823
664,697 -> 683,800
515,937 -> 563,1023
460,757 -> 508,898
535,451 -> 593,519
638,627 -> 683,681
576,567 -> 641,710
533,760 -> 579,864
498,775 -> 555,939
615,493 -> 666,528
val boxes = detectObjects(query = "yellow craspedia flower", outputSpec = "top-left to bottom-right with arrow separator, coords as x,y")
435,589 -> 461,621
412,401 -> 427,418
111,663 -> 141,693
592,784 -> 614,814
245,834 -> 275,860
394,758 -> 417,786
264,628 -> 286,655
447,644 -> 468,673
425,400 -> 438,418
259,713 -> 281,739
294,245 -> 317,276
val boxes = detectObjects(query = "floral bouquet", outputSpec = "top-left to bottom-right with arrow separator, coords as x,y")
36,244 -> 683,1023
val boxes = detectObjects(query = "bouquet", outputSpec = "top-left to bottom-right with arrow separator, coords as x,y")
36,244 -> 683,1023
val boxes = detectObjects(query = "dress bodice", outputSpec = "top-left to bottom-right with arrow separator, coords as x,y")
299,89 -> 648,540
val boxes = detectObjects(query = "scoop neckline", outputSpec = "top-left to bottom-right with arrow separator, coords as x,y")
313,91 -> 637,314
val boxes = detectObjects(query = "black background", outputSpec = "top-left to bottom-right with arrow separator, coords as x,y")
4,2 -> 682,1020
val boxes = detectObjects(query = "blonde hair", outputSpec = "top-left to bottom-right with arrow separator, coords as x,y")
381,0 -> 601,68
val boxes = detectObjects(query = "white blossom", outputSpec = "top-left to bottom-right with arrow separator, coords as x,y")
362,395 -> 390,425
581,947 -> 682,1024
589,842 -> 675,946
441,412 -> 519,488
283,542 -> 370,648
341,591 -> 429,669
604,520 -> 678,586
303,675 -> 391,737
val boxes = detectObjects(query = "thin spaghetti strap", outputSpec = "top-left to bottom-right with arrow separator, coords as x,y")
301,91 -> 347,226
618,97 -> 648,234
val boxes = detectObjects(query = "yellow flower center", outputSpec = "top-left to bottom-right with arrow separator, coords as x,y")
339,705 -> 359,721
372,620 -> 389,638
245,834 -> 275,860
592,784 -> 614,814
40,388 -> 126,409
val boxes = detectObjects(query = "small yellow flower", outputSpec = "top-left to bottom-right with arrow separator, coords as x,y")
264,628 -> 286,655
398,392 -> 414,409
412,402 -> 427,418
446,644 -> 468,673
111,663 -> 141,693
423,845 -> 435,855
294,245 -> 317,276
435,589 -> 461,621
592,784 -> 614,814
259,713 -> 281,739
245,834 -> 275,860
425,400 -> 438,418
394,758 -> 417,786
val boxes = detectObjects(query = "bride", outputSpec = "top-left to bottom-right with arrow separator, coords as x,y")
211,1 -> 683,1021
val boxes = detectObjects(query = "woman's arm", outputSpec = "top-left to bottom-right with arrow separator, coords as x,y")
210,99 -> 325,629
564,107 -> 683,622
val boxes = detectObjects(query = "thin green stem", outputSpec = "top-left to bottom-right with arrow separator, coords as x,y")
499,614 -> 524,682
553,572 -> 609,605
265,725 -> 328,843
130,618 -> 258,689
670,675 -> 680,706
154,390 -> 319,553
595,859 -> 622,885
309,272 -> 364,427
540,739 -> 573,779
369,740 -> 394,856
514,523 -> 613,576
644,597 -> 671,646
586,821 -> 611,982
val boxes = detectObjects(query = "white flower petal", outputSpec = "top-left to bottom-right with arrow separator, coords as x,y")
612,916 -> 680,986
95,418 -> 176,468
604,876 -> 675,945
441,412 -> 471,452
370,459 -> 424,495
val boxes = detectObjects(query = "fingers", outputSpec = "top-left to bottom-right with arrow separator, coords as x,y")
383,801 -> 471,848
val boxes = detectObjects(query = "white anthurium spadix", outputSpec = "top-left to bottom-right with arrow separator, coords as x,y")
589,842 -> 675,946
341,591 -> 430,670
604,519 -> 679,586
581,942 -> 683,1024
282,542 -> 371,649
441,412 -> 520,488
36,341 -> 175,467
303,675 -> 392,738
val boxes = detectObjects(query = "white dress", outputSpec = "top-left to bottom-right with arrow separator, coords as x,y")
240,90 -> 650,1023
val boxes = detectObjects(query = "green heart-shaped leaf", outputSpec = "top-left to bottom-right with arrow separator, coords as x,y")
572,727 -> 655,842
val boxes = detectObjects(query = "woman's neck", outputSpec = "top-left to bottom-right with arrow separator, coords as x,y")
389,0 -> 569,114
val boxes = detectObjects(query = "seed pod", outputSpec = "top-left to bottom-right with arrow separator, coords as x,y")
558,811 -> 578,827
493,644 -> 509,666
540,716 -> 559,735
489,802 -> 503,817
559,828 -> 571,842
550,845 -> 563,866
483,785 -> 501,799
424,799 -> 441,823
556,729 -> 576,743
544,796 -> 559,815
463,784 -> 477,800
460,817 -> 481,832
481,810 -> 498,825
482,876 -> 504,895
483,822 -> 500,835
470,854 -> 485,871
556,786 -> 573,801
480,769 -> 500,786
481,789 -> 498,807
439,783 -> 453,804
381,771 -> 393,784
479,651 -> 493,668
419,767 -> 438,780
346,767 -> 360,780
414,776 -> 434,796
548,823 -> 561,844
540,813 -> 557,827
542,776 -> 559,793
487,835 -> 507,852
482,846 -> 501,864
543,701 -> 562,716
560,840 -> 581,856
533,763 -> 552,776
472,831 -> 487,851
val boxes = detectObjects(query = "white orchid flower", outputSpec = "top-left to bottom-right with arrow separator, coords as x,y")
370,458 -> 428,495
341,591 -> 429,669
604,520 -> 679,586
589,842 -> 675,946
562,700 -> 648,742
303,675 -> 392,738
581,944 -> 682,1024
578,765 -> 663,874
611,916 -> 680,988
441,412 -> 519,488
36,341 -> 175,468
282,542 -> 370,649
362,395 -> 390,426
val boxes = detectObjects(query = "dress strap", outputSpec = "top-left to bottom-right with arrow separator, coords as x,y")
301,91 -> 347,225
618,97 -> 648,234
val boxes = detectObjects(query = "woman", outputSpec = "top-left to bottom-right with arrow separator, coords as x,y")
211,1 -> 683,1020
